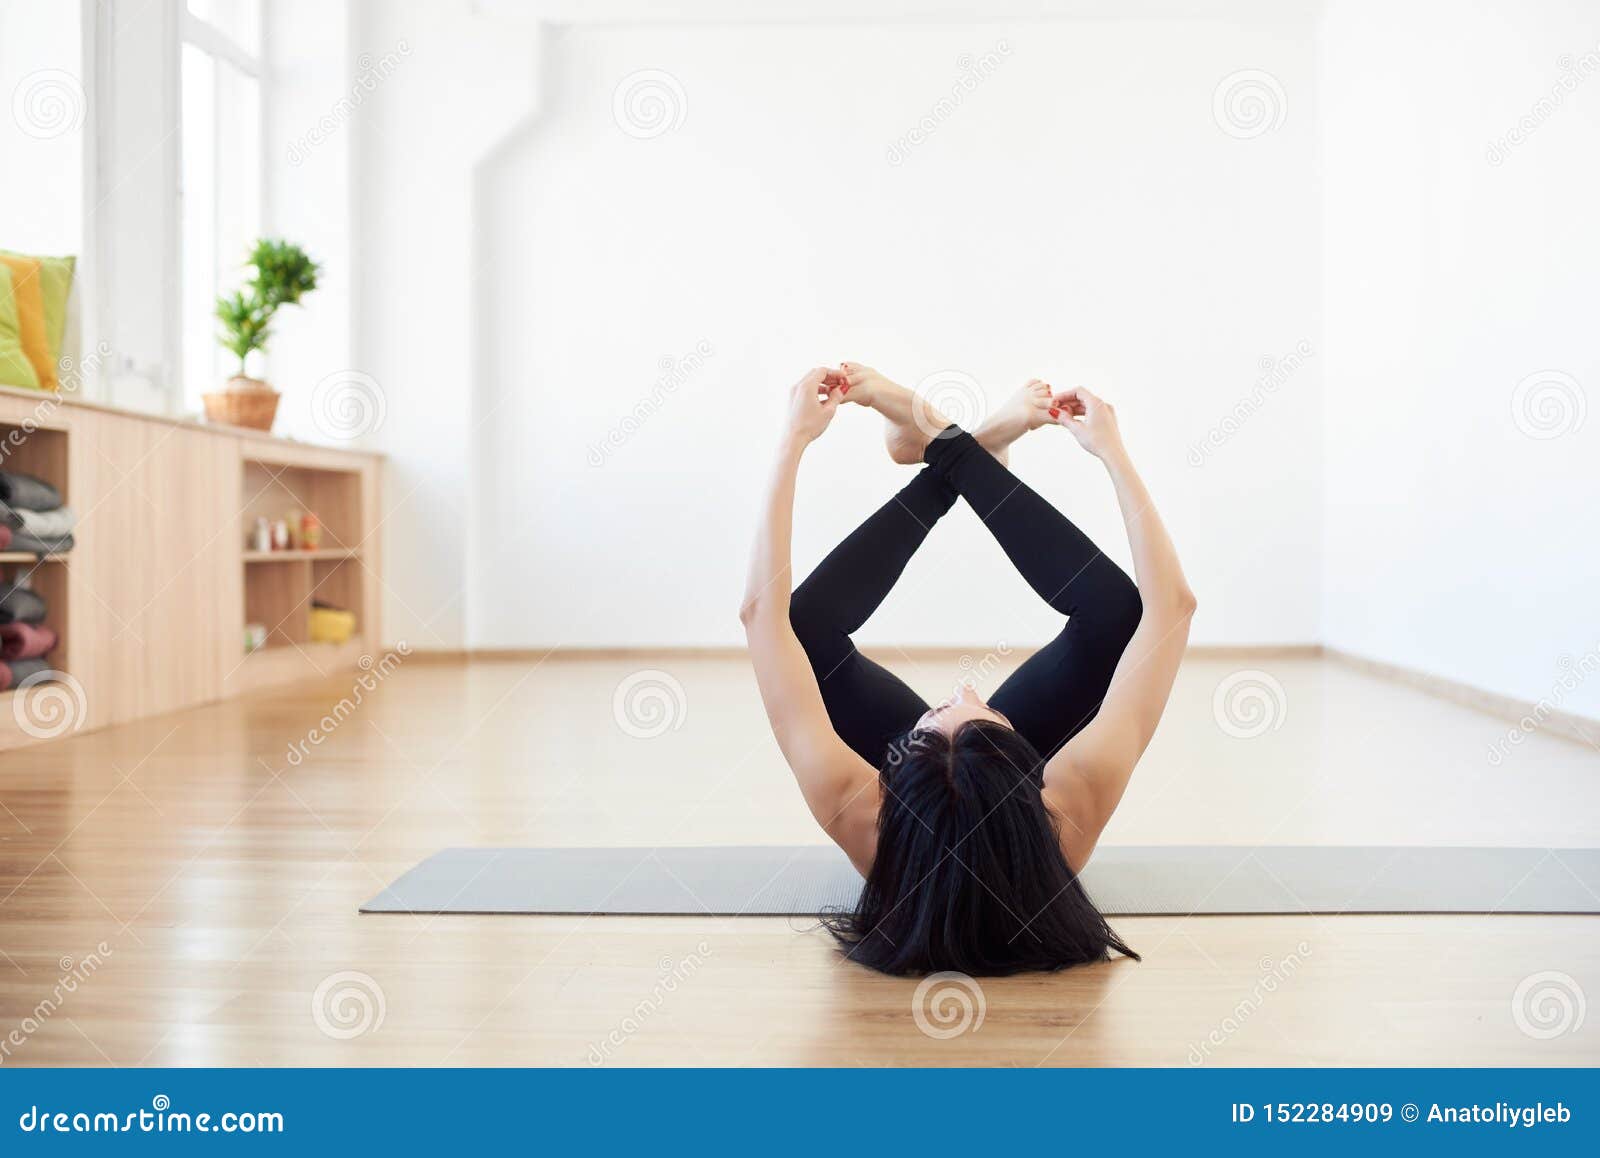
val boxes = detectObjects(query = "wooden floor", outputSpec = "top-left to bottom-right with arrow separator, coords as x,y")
0,652 -> 1595,1066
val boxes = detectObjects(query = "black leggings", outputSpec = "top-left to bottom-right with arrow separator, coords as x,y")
790,428 -> 1143,768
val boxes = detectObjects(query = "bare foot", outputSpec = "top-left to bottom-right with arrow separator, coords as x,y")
974,379 -> 1055,466
839,362 -> 942,465
837,361 -> 888,407
883,420 -> 929,465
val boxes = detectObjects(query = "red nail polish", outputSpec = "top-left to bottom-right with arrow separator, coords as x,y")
842,385 -> 850,394
1049,407 -> 1060,418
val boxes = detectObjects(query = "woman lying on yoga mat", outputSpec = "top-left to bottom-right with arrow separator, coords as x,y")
741,364 -> 1195,976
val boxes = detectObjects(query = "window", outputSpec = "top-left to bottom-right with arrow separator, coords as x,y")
180,0 -> 262,414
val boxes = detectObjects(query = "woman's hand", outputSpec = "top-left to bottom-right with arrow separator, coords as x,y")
1052,386 -> 1125,461
786,367 -> 845,445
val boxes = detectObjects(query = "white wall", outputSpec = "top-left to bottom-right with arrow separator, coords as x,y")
1320,0 -> 1600,718
31,1 -> 1594,719
0,0 -> 84,255
466,16 -> 1324,648
351,0 -> 541,650
260,0 -> 356,443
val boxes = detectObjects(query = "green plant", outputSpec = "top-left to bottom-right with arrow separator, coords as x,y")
215,238 -> 320,378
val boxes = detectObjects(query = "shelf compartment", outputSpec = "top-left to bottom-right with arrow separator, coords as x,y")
0,422 -> 70,684
244,549 -> 360,563
241,461 -> 364,551
309,555 -> 362,615
243,556 -> 312,648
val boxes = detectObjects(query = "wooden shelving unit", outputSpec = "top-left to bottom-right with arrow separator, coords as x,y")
0,381 -> 382,749
0,418 -> 70,702
238,452 -> 374,665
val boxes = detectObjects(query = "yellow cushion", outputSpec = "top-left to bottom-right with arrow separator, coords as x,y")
0,254 -> 54,390
0,250 -> 75,363
0,264 -> 42,391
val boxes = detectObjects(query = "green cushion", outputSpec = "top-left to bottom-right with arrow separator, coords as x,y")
0,264 -> 43,390
0,249 -> 74,361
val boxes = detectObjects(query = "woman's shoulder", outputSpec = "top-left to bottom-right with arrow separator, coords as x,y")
822,785 -> 880,879
1042,779 -> 1102,875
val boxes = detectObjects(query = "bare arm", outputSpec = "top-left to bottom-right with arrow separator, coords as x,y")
1043,389 -> 1195,864
740,369 -> 879,867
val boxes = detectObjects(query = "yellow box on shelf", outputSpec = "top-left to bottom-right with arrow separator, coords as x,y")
308,606 -> 356,645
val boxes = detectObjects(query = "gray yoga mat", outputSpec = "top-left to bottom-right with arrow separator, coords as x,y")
361,844 -> 1600,916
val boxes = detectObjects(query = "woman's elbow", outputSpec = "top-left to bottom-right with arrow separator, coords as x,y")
1175,585 -> 1198,617
1140,582 -> 1196,626
739,593 -> 783,628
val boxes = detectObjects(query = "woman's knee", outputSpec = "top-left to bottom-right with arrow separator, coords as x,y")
1103,575 -> 1144,646
789,584 -> 818,626
788,591 -> 832,654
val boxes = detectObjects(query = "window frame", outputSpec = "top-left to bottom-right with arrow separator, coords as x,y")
177,0 -> 265,412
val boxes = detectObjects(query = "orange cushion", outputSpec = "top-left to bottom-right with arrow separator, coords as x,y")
0,255 -> 55,391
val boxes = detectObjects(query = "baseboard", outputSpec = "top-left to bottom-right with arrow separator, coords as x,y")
412,646 -> 745,662
1174,643 -> 1325,660
1324,647 -> 1600,749
403,643 -> 1599,749
408,643 -> 1326,663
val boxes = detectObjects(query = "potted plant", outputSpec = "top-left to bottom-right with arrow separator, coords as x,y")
204,238 -> 320,431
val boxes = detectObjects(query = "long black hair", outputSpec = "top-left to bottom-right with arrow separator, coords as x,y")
823,720 -> 1138,976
